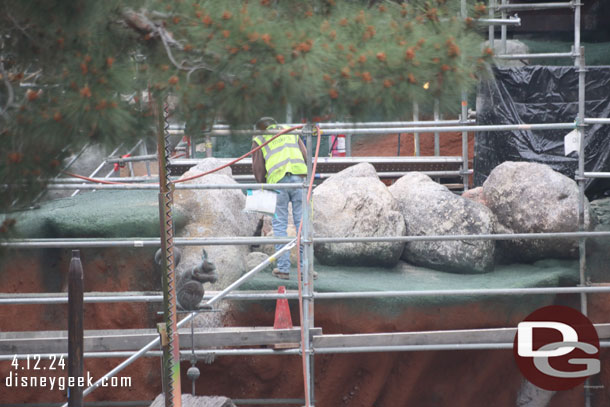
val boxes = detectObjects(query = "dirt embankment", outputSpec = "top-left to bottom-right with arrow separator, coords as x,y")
2,248 -> 609,406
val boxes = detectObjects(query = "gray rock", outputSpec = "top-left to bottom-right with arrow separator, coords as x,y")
313,163 -> 405,267
150,394 -> 235,407
591,197 -> 610,226
189,157 -> 233,177
389,173 -> 496,274
174,158 -> 260,290
327,161 -> 379,181
461,186 -> 488,207
246,251 -> 273,273
482,161 -> 591,262
483,39 -> 530,67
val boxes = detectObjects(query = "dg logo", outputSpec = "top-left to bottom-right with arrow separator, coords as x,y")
513,305 -> 600,391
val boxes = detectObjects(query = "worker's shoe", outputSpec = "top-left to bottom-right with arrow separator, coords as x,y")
272,268 -> 290,280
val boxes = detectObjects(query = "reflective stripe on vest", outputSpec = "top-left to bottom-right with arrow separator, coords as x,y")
253,125 -> 307,184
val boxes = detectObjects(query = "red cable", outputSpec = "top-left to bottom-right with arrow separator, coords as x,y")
173,125 -> 303,184
62,125 -> 304,186
63,172 -> 129,185
295,126 -> 322,407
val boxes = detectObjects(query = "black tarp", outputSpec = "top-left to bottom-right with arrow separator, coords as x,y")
474,66 -> 610,199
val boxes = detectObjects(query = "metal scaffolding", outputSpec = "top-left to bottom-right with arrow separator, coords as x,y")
2,2 -> 608,407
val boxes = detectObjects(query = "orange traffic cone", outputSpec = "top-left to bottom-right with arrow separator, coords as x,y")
272,286 -> 298,349
273,286 -> 293,329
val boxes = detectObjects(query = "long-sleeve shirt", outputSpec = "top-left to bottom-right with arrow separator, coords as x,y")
251,138 -> 308,183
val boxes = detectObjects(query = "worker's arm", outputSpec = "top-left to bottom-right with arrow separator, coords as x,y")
298,138 -> 307,163
252,141 -> 267,183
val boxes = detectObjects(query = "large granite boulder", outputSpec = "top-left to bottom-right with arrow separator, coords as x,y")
174,158 -> 260,289
483,39 -> 529,67
313,163 -> 405,267
389,173 -> 496,274
482,161 -> 591,262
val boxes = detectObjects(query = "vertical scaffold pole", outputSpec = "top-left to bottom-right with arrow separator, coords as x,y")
460,0 -> 470,192
577,44 -> 592,407
413,101 -> 420,156
501,0 -> 508,54
489,0 -> 496,50
302,124 -> 315,406
433,99 -> 440,157
68,250 -> 84,407
155,96 -> 182,407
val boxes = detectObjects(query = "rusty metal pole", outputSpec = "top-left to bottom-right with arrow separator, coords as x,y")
68,250 -> 84,407
155,96 -> 182,407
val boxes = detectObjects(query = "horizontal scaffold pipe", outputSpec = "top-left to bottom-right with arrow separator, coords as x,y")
313,231 -> 610,243
584,118 -> 610,124
585,172 -> 610,178
477,17 -> 521,25
4,285 -> 610,305
318,170 -> 470,179
314,342 -> 610,354
0,291 -> 299,305
41,183 -> 304,190
170,156 -> 464,165
0,237 -> 296,248
4,341 -> 610,361
49,176 -> 160,183
313,285 -> 610,299
170,119 -> 477,133
105,154 -> 157,164
4,231 -> 610,249
497,2 -> 575,11
313,119 -> 476,128
41,173 -> 471,189
317,123 -> 576,136
495,52 -> 577,60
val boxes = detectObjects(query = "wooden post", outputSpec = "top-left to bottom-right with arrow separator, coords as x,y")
68,250 -> 84,407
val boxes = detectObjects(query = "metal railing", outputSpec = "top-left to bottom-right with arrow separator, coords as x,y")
4,1 -> 610,407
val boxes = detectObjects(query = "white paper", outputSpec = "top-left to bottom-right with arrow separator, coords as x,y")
564,129 -> 581,156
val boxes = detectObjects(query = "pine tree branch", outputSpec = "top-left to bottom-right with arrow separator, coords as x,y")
122,8 -> 215,76
0,61 -> 14,119
4,7 -> 33,41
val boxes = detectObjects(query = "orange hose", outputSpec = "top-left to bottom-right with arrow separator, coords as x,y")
295,125 -> 322,407
62,125 -> 304,186
174,125 -> 303,184
62,172 -> 129,185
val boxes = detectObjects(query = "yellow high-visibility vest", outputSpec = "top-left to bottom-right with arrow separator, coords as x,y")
253,124 -> 307,184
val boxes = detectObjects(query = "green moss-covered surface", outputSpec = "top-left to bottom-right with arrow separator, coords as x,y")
3,190 -> 187,238
239,259 -> 579,316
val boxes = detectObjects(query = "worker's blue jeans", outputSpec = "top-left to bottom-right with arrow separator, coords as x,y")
273,174 -> 305,274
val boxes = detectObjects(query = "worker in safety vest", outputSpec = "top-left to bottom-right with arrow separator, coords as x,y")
252,117 -> 309,280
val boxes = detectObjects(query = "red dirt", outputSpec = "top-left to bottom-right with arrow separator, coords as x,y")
352,131 -> 474,160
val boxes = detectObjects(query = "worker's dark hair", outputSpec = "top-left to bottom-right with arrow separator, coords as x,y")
255,116 -> 277,130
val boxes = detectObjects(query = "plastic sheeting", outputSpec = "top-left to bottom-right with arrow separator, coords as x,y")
474,66 -> 610,199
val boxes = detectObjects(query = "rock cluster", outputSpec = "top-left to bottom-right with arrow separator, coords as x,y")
309,161 -> 589,273
170,159 -> 589,278
312,163 -> 406,267
389,173 -> 496,274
